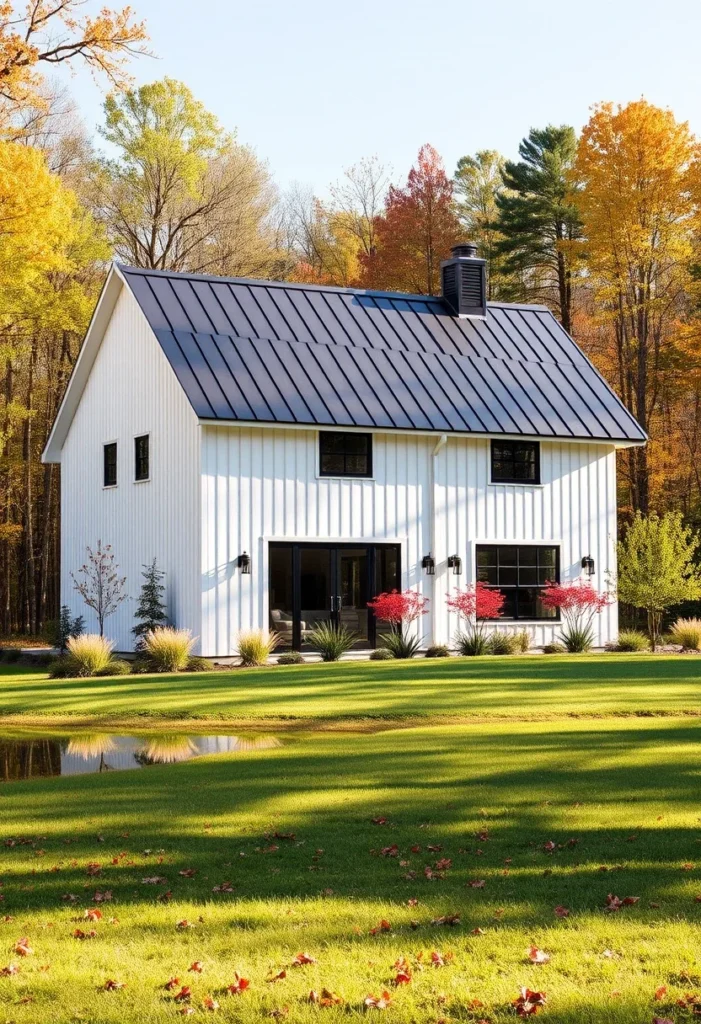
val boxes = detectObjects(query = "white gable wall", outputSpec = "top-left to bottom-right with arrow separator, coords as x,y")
200,425 -> 617,656
59,285 -> 201,651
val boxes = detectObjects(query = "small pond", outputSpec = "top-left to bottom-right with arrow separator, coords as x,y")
0,733 -> 282,782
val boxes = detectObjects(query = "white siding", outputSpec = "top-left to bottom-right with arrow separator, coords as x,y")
201,427 -> 618,656
60,286 -> 201,652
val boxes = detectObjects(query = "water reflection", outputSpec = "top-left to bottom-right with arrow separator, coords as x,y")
0,733 -> 282,781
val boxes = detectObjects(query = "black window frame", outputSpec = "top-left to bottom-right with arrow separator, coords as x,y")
318,431 -> 373,478
475,544 -> 560,621
490,439 -> 540,485
134,434 -> 150,482
103,441 -> 117,488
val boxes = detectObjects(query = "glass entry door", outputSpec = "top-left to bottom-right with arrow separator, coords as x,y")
268,543 -> 400,650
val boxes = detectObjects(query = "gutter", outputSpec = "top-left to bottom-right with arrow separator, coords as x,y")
429,434 -> 448,643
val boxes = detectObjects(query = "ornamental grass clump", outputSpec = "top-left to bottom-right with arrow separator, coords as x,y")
237,629 -> 281,667
367,589 -> 429,659
670,618 -> 701,651
307,622 -> 358,661
64,634 -> 114,676
540,579 -> 612,652
447,582 -> 505,656
608,629 -> 650,652
143,627 -> 196,672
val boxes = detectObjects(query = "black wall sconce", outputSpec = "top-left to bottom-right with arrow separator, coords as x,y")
237,552 -> 251,574
447,554 -> 462,575
581,555 -> 595,576
421,553 -> 435,575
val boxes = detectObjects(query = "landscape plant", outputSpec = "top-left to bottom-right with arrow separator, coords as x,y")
368,589 -> 429,658
486,631 -> 519,655
307,621 -> 358,661
616,511 -> 701,650
609,629 -> 650,652
236,629 -> 281,667
55,604 -> 85,654
669,617 -> 701,651
540,579 -> 612,652
447,582 -> 505,655
62,633 -> 114,676
132,559 -> 168,649
70,541 -> 127,637
424,644 -> 450,658
142,627 -> 196,672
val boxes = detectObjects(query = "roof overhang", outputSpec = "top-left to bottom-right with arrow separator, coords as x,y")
42,264 -> 126,463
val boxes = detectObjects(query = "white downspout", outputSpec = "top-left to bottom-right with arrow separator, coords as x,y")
429,434 -> 448,645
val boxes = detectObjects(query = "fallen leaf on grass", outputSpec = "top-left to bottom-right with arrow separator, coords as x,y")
179,868 -> 197,878
103,979 -> 125,990
308,988 -> 343,1006
291,952 -> 317,966
394,968 -> 412,985
0,964 -> 19,975
73,929 -> 97,940
268,1007 -> 289,1019
174,985 -> 192,1002
554,905 -> 570,918
653,1018 -> 674,1024
467,879 -> 485,888
84,909 -> 102,922
177,920 -> 195,930
365,991 -> 392,1009
203,996 -> 219,1011
188,962 -> 204,973
165,977 -> 181,990
212,881 -> 235,893
267,970 -> 287,983
380,845 -> 399,858
527,947 -> 550,964
226,973 -> 250,995
513,987 -> 546,1016
369,920 -> 391,935
142,876 -> 167,885
372,818 -> 388,825
430,951 -> 453,967
431,914 -> 460,926
13,938 -> 33,956
604,894 -> 640,912
654,986 -> 667,1000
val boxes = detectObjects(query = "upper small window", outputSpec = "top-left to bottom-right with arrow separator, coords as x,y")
319,432 -> 372,477
491,440 -> 540,484
135,434 -> 150,482
103,442 -> 117,487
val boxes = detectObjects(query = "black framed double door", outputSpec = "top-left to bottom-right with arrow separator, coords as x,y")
269,542 -> 401,650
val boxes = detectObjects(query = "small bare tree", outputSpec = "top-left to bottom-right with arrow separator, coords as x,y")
71,541 -> 127,637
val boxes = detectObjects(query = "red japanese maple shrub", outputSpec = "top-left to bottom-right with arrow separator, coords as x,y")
446,582 -> 506,654
540,579 -> 612,652
367,590 -> 428,659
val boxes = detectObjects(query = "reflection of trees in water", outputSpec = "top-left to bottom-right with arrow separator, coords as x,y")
0,739 -> 61,780
66,734 -> 118,772
135,735 -> 198,765
230,736 -> 282,751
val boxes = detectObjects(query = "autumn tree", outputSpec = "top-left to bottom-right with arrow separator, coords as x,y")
71,541 -> 126,637
495,126 -> 582,331
359,144 -> 460,295
329,156 -> 392,262
454,149 -> 512,299
97,78 -> 278,275
0,0 -> 149,128
284,185 -> 361,286
573,100 -> 700,512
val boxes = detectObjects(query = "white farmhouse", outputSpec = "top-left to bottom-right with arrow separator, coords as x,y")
43,246 -> 646,655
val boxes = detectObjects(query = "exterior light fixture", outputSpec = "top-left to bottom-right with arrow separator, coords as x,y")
581,555 -> 595,576
421,553 -> 435,575
237,552 -> 251,574
447,554 -> 462,575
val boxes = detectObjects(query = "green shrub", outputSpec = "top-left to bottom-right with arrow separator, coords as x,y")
608,629 -> 650,652
2,649 -> 21,664
454,630 -> 490,656
425,644 -> 450,658
543,641 -> 567,654
185,656 -> 212,672
369,648 -> 394,661
48,657 -> 77,678
143,627 -> 196,672
670,617 -> 701,651
95,658 -> 132,677
66,634 -> 114,676
237,629 -> 281,667
379,628 -> 422,659
486,632 -> 519,655
32,652 -> 55,668
277,651 -> 305,665
559,624 -> 595,653
307,622 -> 358,662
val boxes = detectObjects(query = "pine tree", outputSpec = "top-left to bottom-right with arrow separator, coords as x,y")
132,559 -> 168,648
56,605 -> 85,654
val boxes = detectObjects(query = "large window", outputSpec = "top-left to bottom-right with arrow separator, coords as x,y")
135,434 -> 150,481
103,442 -> 117,487
319,432 -> 372,477
476,544 -> 558,620
491,440 -> 540,484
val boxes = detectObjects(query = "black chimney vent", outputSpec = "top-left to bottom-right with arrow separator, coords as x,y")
441,242 -> 487,318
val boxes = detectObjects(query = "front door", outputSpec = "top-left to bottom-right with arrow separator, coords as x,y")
268,543 -> 401,650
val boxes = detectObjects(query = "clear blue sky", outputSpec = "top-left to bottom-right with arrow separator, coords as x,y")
63,0 -> 701,193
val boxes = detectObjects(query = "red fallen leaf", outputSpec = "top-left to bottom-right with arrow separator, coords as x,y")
681,863 -> 695,871
543,841 -> 556,853
380,845 -> 399,858
179,868 -> 197,877
73,928 -> 97,939
179,1009 -> 195,1017
212,881 -> 235,893
365,991 -> 392,1009
93,890 -> 113,902
165,977 -> 181,990
142,876 -> 167,885
471,927 -> 485,935
103,978 -> 125,990
13,937 -> 33,956
226,973 -> 250,994
158,890 -> 173,902
527,947 -> 551,964
0,964 -> 19,976
372,817 -> 388,825
272,831 -> 296,841
86,862 -> 102,876
605,894 -> 640,912
432,914 -> 461,926
513,986 -> 547,1016
267,970 -> 287,983
427,844 -> 443,852
203,996 -> 219,1011
654,985 -> 668,1000
467,879 -> 485,888
435,858 -> 452,871
407,898 -> 418,907
410,845 -> 422,853
291,952 -> 317,966
622,896 -> 640,905
554,905 -> 570,918
177,920 -> 195,930
369,920 -> 391,935
174,985 -> 192,1002
423,866 -> 435,879
188,962 -> 204,973
308,987 -> 343,1006
61,893 -> 79,903
394,968 -> 412,985
653,1018 -> 675,1024
84,909 -> 102,922
430,950 -> 452,967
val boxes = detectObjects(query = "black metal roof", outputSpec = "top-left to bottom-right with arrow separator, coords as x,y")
119,265 -> 646,443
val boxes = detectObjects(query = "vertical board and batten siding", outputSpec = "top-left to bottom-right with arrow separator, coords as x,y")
60,286 -> 201,651
200,426 -> 618,656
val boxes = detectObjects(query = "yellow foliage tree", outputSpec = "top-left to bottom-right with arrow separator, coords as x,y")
573,100 -> 701,513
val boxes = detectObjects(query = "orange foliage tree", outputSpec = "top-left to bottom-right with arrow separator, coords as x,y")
573,100 -> 701,513
359,144 -> 460,295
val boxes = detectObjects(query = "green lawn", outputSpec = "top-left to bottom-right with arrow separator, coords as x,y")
1,653 -> 700,725
2,718 -> 701,1021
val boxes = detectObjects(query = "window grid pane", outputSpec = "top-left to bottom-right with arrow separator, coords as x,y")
491,440 -> 540,484
476,544 -> 558,621
319,432 -> 372,477
103,443 -> 117,487
135,435 -> 149,481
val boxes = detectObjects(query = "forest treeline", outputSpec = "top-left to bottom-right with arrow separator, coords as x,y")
1,1 -> 700,633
